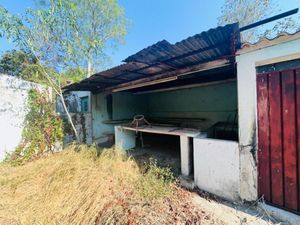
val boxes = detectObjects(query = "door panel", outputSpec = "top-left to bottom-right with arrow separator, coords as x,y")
257,67 -> 300,213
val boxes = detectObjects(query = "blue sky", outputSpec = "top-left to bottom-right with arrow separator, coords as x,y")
0,0 -> 299,69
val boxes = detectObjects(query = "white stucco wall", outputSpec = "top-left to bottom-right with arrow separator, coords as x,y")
236,37 -> 300,201
193,138 -> 240,201
0,74 -> 49,160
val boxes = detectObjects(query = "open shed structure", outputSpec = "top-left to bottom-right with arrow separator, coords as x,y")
65,21 -> 300,216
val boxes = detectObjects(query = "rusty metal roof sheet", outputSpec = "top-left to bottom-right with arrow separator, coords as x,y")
124,23 -> 239,67
65,23 -> 240,92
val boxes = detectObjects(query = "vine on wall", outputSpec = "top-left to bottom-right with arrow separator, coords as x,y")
9,89 -> 64,165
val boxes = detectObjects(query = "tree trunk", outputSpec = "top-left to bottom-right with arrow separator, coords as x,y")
87,52 -> 92,78
59,93 -> 80,142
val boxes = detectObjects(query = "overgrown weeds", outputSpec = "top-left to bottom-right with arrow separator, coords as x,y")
0,145 -> 223,225
6,89 -> 63,166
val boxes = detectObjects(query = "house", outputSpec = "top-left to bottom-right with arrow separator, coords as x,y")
56,91 -> 93,144
64,20 -> 300,216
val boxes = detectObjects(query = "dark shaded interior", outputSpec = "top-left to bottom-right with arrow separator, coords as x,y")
129,133 -> 181,175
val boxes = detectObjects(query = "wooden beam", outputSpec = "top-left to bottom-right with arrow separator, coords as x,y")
133,78 -> 236,95
106,58 -> 230,92
82,80 -> 117,84
112,76 -> 178,92
90,74 -> 128,81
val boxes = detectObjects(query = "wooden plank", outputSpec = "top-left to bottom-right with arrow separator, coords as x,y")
257,73 -> 271,202
281,70 -> 298,211
296,69 -> 300,212
134,79 -> 236,95
268,72 -> 284,206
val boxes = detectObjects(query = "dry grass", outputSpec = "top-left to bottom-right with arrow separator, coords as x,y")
0,145 -> 224,225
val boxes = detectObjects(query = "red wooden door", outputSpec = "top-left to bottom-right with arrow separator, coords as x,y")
257,67 -> 300,213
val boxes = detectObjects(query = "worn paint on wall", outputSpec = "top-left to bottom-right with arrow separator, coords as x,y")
57,91 -> 92,144
236,38 -> 300,201
91,93 -> 115,143
93,81 -> 237,145
0,74 -> 49,160
112,92 -> 147,120
111,81 -> 237,127
57,91 -> 91,113
193,138 -> 240,201
63,113 -> 93,145
146,81 -> 237,123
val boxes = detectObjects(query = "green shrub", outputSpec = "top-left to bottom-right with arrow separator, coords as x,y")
137,159 -> 174,200
8,89 -> 63,165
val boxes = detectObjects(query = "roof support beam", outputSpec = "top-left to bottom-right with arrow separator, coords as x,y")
90,74 -> 128,81
106,58 -> 230,92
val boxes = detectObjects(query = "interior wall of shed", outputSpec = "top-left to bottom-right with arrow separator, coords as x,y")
91,93 -> 115,144
111,80 -> 238,128
91,80 -> 238,144
146,81 -> 237,126
112,92 -> 147,120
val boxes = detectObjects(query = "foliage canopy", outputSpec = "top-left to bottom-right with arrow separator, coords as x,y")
218,0 -> 300,42
0,50 -> 36,76
28,0 -> 128,77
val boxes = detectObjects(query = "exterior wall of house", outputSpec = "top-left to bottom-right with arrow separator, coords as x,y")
63,113 -> 93,144
0,74 -> 49,160
57,91 -> 92,144
57,91 -> 91,113
236,37 -> 300,201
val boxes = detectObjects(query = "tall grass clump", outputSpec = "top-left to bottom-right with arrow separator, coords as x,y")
0,145 -> 223,225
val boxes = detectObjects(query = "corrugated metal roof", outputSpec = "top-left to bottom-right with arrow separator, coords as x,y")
124,23 -> 239,67
65,23 -> 240,92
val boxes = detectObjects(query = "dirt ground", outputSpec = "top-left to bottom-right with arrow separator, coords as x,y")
190,192 -> 288,225
129,148 -> 282,225
127,133 -> 287,225
128,132 -> 182,175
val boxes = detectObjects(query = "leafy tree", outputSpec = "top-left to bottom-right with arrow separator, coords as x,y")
59,67 -> 86,86
0,50 -> 82,85
0,0 -> 128,140
29,0 -> 128,77
21,64 -> 54,85
218,0 -> 299,42
0,50 -> 36,76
